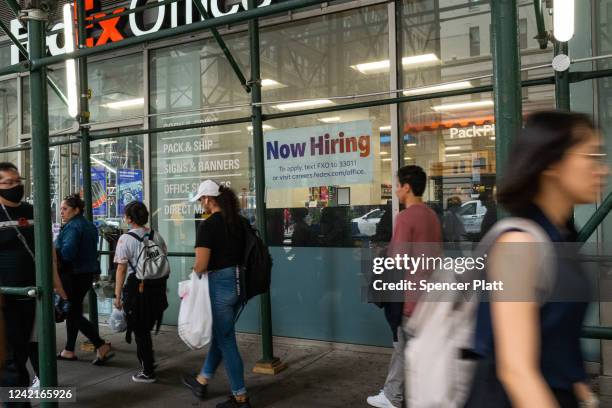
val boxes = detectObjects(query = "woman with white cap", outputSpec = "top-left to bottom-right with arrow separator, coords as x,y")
182,180 -> 250,408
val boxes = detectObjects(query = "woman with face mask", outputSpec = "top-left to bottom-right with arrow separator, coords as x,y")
55,194 -> 113,365
465,111 -> 609,408
182,180 -> 250,408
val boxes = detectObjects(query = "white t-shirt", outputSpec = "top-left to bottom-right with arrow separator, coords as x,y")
114,227 -> 168,275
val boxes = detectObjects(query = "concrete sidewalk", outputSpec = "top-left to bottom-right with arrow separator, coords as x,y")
48,323 -> 392,407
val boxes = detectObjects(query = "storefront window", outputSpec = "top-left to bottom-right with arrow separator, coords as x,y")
0,45 -> 10,69
259,5 -> 389,113
0,79 -> 18,164
89,53 -> 144,124
399,1 -> 553,93
150,33 -> 253,256
400,85 -> 555,243
23,53 -> 144,134
23,68 -> 75,134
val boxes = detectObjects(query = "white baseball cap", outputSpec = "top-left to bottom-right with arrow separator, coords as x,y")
190,180 -> 220,202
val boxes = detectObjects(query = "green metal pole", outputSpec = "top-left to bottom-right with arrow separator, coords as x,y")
555,41 -> 571,110
75,0 -> 99,332
491,0 -> 522,183
533,0 -> 549,49
577,191 -> 612,242
0,286 -> 38,297
3,0 -> 20,17
26,6 -> 59,405
191,0 -> 249,90
248,0 -> 283,373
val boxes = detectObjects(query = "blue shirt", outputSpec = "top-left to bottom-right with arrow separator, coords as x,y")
55,214 -> 100,274
473,205 -> 589,390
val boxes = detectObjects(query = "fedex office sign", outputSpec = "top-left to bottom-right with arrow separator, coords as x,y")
10,0 -> 272,65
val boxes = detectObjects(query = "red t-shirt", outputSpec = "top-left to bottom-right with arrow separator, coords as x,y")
388,203 -> 442,316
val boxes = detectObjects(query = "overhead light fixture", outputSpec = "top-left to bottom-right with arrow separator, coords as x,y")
247,125 -> 274,131
553,0 -> 574,42
380,151 -> 389,155
406,143 -> 417,147
402,53 -> 440,66
445,146 -> 463,151
98,140 -> 117,146
318,117 -> 341,123
432,100 -> 494,112
274,99 -> 335,111
63,4 -> 78,118
101,98 -> 145,109
261,79 -> 287,89
404,157 -> 412,160
490,136 -> 496,140
403,81 -> 473,96
91,157 -> 117,174
382,158 -> 392,162
379,125 -> 392,132
351,54 -> 440,74
445,153 -> 461,158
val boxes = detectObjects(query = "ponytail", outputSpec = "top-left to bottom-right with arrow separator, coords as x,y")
215,184 -> 241,233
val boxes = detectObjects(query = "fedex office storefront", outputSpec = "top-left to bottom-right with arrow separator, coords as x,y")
0,0 -> 605,350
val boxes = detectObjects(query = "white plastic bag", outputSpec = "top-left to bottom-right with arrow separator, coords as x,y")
108,307 -> 127,333
177,272 -> 212,350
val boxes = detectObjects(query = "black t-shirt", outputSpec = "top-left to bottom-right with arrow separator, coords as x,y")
195,212 -> 245,271
0,202 -> 36,288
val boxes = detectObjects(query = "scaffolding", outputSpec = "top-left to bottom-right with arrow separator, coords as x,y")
0,1 -> 612,407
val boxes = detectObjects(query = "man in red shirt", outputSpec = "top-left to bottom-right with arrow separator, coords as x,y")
367,165 -> 442,408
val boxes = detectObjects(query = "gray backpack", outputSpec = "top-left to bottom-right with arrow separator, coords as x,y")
126,230 -> 171,280
405,218 -> 555,408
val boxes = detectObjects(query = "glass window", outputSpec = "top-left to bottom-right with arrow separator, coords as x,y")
88,54 -> 144,124
0,79 -> 18,164
23,68 -> 76,134
400,1 -> 553,92
260,5 -> 389,113
23,53 -> 144,134
519,18 -> 528,50
0,45 -> 10,70
400,86 -> 554,242
469,27 -> 480,57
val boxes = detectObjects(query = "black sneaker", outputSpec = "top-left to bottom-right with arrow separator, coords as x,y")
132,371 -> 156,383
182,374 -> 207,399
216,396 -> 251,408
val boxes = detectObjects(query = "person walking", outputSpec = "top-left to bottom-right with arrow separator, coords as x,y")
113,201 -> 169,383
465,111 -> 607,408
367,165 -> 442,408
182,180 -> 250,408
55,194 -> 113,365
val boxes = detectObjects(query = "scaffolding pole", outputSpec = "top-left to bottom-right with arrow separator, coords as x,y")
248,0 -> 286,376
192,0 -> 249,91
491,0 -> 522,181
25,5 -> 58,406
555,41 -> 571,110
75,0 -> 100,334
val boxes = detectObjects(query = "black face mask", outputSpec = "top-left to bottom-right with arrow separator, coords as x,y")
0,185 -> 24,204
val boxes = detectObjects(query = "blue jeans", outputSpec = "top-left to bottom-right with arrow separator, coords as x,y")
200,266 -> 246,396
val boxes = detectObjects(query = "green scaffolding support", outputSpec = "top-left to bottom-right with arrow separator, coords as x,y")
491,0 -> 522,181
248,0 -> 286,375
75,0 -> 100,335
25,5 -> 59,407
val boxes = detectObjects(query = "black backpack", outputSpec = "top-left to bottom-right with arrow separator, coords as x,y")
237,218 -> 272,305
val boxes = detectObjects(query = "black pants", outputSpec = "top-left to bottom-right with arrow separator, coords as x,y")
134,324 -> 155,376
62,273 -> 104,352
1,297 -> 35,408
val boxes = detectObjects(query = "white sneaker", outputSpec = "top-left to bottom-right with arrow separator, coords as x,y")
30,376 -> 40,390
366,390 -> 397,408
